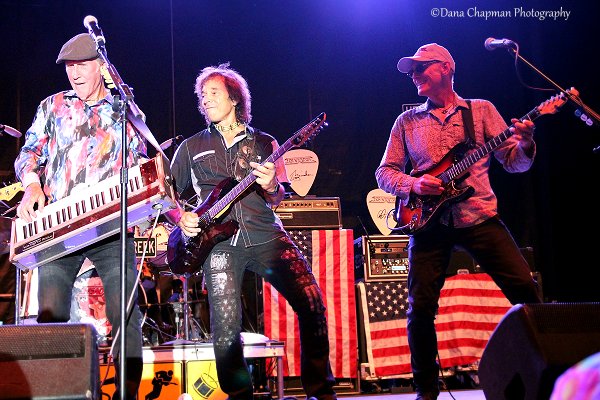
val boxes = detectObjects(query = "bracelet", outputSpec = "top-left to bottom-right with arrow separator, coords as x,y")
265,182 -> 280,196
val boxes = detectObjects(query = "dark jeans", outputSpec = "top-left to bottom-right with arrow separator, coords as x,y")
203,234 -> 336,400
37,236 -> 143,399
406,216 -> 542,394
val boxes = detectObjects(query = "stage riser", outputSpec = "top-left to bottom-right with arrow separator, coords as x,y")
98,343 -> 284,400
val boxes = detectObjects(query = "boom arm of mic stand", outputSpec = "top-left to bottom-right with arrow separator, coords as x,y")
95,45 -> 169,160
507,47 -> 600,126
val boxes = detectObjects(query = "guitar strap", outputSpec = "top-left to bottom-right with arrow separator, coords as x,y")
232,127 -> 258,181
461,100 -> 477,148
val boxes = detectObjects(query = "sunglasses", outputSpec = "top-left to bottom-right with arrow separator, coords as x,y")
406,60 -> 442,78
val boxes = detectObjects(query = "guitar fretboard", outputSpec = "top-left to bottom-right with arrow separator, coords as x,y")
442,107 -> 540,182
202,113 -> 326,224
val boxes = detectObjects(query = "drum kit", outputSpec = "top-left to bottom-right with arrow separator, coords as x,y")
133,215 -> 210,346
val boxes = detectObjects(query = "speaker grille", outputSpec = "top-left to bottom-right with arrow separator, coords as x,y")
480,303 -> 600,400
0,323 -> 88,361
525,302 -> 600,333
0,323 -> 99,399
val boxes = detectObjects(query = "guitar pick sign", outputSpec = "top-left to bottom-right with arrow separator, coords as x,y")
283,149 -> 319,197
366,188 -> 397,236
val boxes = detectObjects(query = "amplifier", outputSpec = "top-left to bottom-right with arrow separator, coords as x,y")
354,234 -> 409,282
273,196 -> 342,229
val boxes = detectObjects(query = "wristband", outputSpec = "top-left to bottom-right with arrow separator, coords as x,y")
265,182 -> 280,196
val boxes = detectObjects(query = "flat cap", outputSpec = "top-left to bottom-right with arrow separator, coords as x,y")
56,33 -> 99,64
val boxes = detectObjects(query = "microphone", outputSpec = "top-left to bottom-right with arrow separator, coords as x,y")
0,124 -> 22,138
159,135 -> 184,150
484,37 -> 517,51
83,15 -> 106,47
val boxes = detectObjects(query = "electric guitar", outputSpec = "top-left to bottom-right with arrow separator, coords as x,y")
167,112 -> 328,275
392,89 -> 574,235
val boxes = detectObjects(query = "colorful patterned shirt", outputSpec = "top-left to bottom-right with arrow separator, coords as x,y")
375,95 -> 535,228
14,90 -> 147,203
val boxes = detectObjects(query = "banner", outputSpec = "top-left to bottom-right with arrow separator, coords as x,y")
358,273 -> 512,377
263,229 -> 357,378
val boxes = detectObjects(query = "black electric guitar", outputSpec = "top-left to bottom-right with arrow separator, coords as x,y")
392,89 -> 574,235
167,113 -> 328,275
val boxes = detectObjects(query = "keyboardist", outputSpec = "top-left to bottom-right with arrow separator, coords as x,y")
13,32 -> 144,399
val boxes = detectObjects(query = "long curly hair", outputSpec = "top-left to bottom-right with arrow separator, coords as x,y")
194,62 -> 252,125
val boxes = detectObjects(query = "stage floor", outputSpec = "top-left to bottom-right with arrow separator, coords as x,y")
338,390 -> 485,400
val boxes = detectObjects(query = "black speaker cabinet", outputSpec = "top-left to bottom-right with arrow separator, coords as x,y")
0,323 -> 99,399
479,302 -> 600,400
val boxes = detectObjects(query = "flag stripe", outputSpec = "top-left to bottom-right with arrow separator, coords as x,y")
263,229 -> 357,378
359,273 -> 512,377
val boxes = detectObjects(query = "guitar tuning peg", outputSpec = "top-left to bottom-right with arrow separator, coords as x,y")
574,109 -> 594,127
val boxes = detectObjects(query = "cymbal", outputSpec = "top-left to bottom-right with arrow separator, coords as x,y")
0,124 -> 22,138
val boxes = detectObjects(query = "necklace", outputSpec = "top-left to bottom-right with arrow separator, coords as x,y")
215,121 -> 241,133
440,103 -> 455,114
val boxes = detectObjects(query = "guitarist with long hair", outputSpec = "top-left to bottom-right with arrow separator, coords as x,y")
168,63 -> 336,400
375,43 -> 542,400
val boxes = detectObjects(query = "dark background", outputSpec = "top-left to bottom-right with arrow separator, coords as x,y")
1,0 -> 599,302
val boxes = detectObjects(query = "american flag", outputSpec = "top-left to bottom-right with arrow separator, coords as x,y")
263,229 -> 358,379
358,273 -> 512,378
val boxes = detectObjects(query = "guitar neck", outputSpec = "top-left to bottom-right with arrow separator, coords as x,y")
205,128 -> 305,221
444,107 -> 541,181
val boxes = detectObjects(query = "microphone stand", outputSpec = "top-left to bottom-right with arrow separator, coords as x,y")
503,46 -> 600,151
86,18 -> 173,399
93,40 -> 133,400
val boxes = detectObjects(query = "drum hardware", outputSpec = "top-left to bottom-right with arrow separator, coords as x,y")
142,315 -> 176,345
160,270 -> 204,345
137,294 -> 177,346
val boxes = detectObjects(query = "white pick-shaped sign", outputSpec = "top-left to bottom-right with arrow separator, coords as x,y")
366,188 -> 397,235
283,149 -> 319,197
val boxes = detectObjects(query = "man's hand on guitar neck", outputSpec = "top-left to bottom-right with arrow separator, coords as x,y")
412,174 -> 444,196
510,118 -> 536,156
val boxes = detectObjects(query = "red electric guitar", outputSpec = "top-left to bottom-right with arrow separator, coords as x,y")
392,89 -> 575,235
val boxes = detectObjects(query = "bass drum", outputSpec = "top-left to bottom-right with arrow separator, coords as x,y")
135,221 -> 175,267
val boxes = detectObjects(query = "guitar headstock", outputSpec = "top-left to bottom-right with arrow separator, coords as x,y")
100,64 -> 116,89
538,87 -> 579,116
291,112 -> 327,148
0,182 -> 23,202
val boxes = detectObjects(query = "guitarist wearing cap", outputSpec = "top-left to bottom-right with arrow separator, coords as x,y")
167,63 -> 336,400
375,43 -> 545,400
